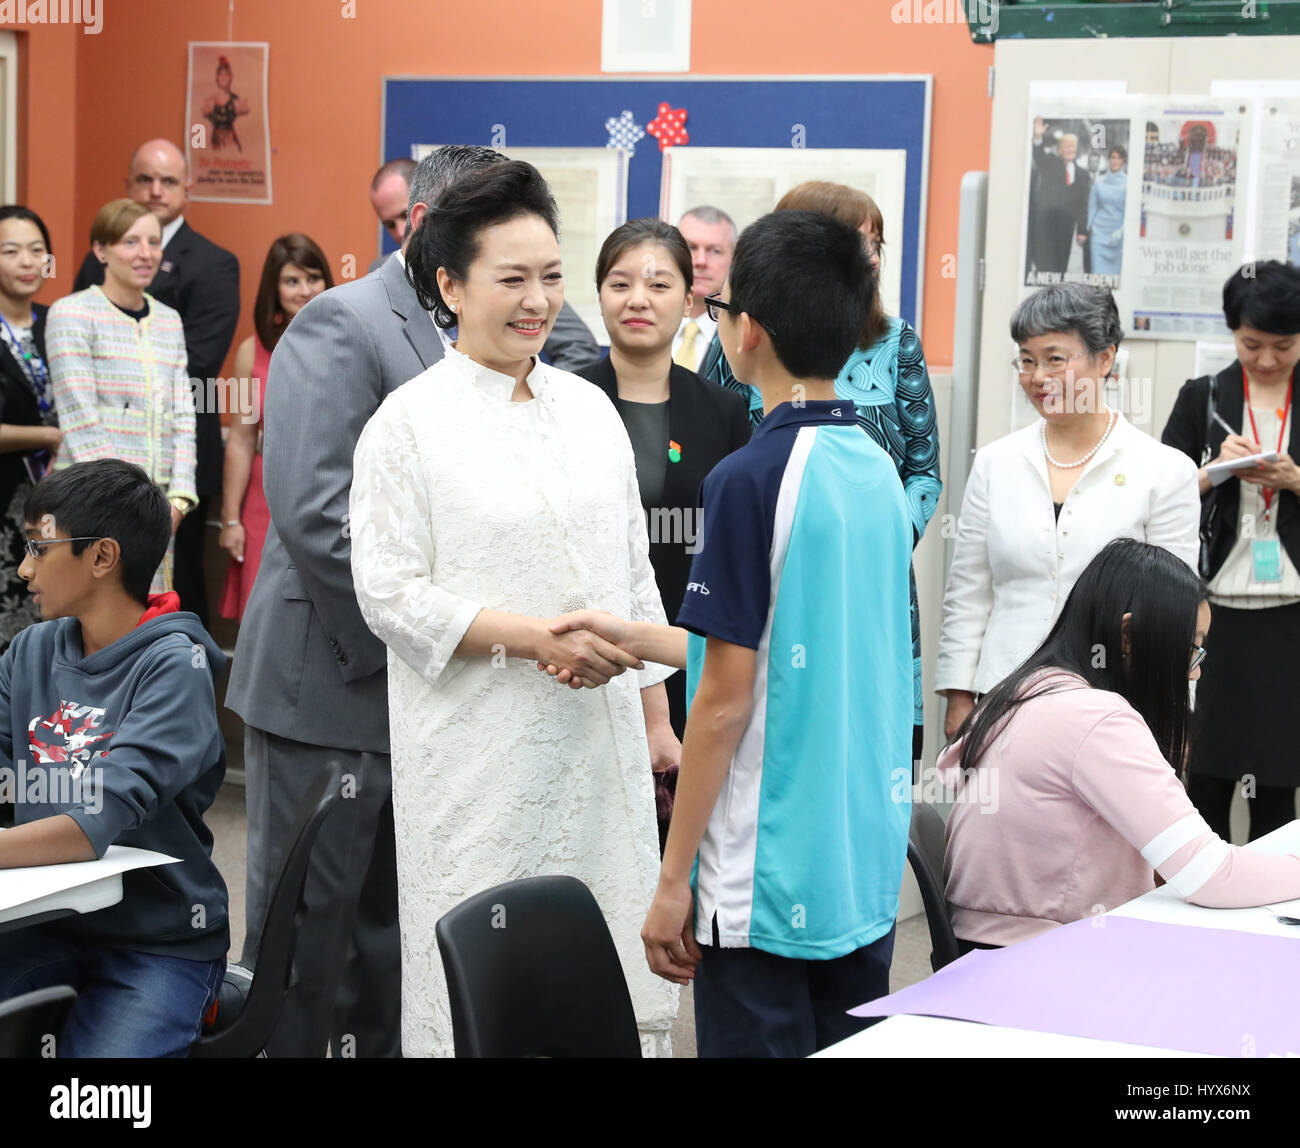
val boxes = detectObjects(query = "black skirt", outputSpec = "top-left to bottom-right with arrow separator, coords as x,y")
1188,600 -> 1300,786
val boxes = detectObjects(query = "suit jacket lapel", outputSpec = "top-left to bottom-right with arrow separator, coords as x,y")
150,221 -> 190,302
403,311 -> 443,371
0,340 -> 26,397
585,355 -> 618,402
0,303 -> 49,414
1217,361 -> 1245,436
382,255 -> 443,371
1015,422 -> 1051,493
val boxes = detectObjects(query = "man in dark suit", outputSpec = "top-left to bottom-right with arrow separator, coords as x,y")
72,138 -> 240,625
1027,120 -> 1092,280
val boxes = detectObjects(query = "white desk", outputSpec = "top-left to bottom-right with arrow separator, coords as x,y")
817,820 -> 1300,1058
813,1013 -> 1207,1058
0,839 -> 181,933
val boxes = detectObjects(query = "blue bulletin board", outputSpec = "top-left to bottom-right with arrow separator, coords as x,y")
382,75 -> 932,333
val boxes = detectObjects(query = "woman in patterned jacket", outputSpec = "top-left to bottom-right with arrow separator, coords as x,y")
702,181 -> 942,759
46,199 -> 196,594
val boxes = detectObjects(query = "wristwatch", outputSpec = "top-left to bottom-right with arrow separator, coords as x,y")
169,495 -> 196,517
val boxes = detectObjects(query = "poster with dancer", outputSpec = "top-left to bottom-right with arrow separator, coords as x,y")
186,42 -> 272,204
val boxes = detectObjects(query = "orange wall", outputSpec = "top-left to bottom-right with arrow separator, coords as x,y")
17,23 -> 80,300
23,1 -> 991,370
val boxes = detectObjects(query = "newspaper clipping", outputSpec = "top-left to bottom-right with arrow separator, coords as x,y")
1024,113 -> 1131,291
1251,101 -> 1300,268
1132,107 -> 1243,338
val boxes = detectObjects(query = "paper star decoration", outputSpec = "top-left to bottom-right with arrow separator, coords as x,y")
605,109 -> 646,155
646,102 -> 689,151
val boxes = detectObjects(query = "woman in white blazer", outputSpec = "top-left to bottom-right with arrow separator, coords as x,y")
937,284 -> 1200,739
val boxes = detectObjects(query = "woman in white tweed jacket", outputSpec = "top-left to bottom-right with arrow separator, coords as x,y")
46,199 -> 196,593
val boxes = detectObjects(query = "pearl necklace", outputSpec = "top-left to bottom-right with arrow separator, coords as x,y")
1041,408 -> 1117,469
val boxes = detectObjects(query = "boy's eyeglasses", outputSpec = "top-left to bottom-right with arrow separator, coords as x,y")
703,292 -> 778,338
1190,645 -> 1207,671
24,537 -> 101,560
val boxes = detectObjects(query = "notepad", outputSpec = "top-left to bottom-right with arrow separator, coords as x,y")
1205,451 -> 1280,487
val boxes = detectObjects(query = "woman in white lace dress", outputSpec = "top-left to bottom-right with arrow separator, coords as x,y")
349,161 -> 680,1057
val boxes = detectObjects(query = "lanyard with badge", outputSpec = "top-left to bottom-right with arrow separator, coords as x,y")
1242,368 -> 1293,583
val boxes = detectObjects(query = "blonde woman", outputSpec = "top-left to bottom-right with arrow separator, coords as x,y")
46,199 -> 195,593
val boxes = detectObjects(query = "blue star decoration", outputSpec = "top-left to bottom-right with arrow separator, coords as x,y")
605,110 -> 646,155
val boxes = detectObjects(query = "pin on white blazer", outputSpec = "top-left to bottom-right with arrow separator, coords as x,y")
935,412 -> 1200,698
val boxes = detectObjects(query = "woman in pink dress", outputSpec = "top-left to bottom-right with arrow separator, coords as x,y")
219,234 -> 331,619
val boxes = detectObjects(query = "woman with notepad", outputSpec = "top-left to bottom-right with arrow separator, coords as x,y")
1162,261 -> 1300,842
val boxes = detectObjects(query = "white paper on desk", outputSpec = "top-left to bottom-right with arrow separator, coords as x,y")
0,842 -> 180,914
1111,821 -> 1300,937
1205,451 -> 1280,487
1111,887 -> 1300,939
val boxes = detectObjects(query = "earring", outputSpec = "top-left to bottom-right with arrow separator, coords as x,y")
449,304 -> 456,313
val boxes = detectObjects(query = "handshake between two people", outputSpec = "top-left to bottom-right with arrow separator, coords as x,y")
535,610 -> 688,689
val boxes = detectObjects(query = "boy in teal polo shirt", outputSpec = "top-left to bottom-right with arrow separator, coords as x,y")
544,211 -> 913,1056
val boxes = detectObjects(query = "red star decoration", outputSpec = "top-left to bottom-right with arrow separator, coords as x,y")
646,102 -> 689,152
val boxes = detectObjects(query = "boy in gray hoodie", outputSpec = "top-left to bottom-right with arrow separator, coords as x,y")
0,460 -> 228,1057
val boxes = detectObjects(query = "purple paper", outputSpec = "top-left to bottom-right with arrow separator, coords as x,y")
851,916 -> 1300,1057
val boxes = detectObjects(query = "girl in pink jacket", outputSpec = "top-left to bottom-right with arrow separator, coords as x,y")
941,538 -> 1300,949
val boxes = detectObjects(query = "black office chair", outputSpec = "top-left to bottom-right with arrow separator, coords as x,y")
435,875 -> 643,1058
190,764 -> 342,1058
0,985 -> 76,1058
907,801 -> 962,972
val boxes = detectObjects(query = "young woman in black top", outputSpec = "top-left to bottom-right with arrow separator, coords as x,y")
579,220 -> 750,843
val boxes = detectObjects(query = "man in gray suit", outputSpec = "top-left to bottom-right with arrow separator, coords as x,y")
228,145 -> 511,1057
366,156 -> 601,372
